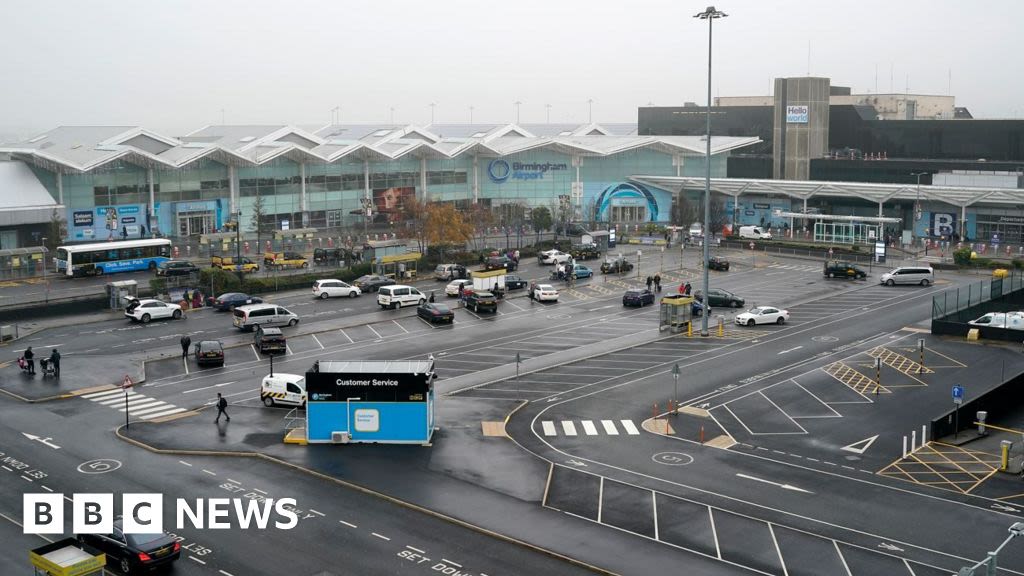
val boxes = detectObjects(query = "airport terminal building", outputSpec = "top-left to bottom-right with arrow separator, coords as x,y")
0,123 -> 759,246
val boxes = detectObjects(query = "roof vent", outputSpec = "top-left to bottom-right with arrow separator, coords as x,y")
471,132 -> 488,138
28,134 -> 48,143
239,136 -> 256,143
372,129 -> 392,137
71,144 -> 82,149
558,131 -> 573,136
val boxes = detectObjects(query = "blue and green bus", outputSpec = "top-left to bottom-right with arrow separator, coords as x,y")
55,239 -> 172,277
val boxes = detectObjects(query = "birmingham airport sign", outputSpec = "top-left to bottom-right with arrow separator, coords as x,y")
487,159 -> 568,183
23,494 -> 299,534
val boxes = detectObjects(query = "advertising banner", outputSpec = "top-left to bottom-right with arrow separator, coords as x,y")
786,105 -> 809,123
372,187 -> 416,224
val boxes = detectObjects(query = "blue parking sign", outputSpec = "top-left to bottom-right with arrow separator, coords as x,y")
952,385 -> 964,403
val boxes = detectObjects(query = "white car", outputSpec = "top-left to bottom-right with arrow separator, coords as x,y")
124,298 -> 182,323
312,279 -> 360,299
445,279 -> 473,297
539,249 -> 571,265
534,283 -> 559,302
735,306 -> 789,326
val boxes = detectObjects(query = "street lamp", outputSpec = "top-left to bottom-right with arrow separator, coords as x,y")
695,5 -> 727,337
234,211 -> 244,284
911,171 -> 927,245
41,237 -> 48,304
672,363 -> 680,411
956,522 -> 1024,575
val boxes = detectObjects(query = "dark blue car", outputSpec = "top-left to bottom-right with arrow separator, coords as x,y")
212,292 -> 263,311
623,288 -> 656,307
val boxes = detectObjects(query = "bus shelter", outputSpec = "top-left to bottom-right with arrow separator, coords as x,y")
660,294 -> 695,333
0,246 -> 47,280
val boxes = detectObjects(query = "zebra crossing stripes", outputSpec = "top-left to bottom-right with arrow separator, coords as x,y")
767,263 -> 819,273
542,419 -> 642,437
82,388 -> 187,420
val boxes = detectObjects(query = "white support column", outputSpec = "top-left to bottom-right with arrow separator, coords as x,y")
420,156 -> 428,202
228,164 -> 238,217
572,155 -> 582,220
363,159 -> 370,203
472,154 -> 479,204
146,167 -> 155,218
299,162 -> 308,228
56,170 -> 64,205
961,204 -> 967,239
674,154 -> 683,177
733,194 -> 739,229
878,201 -> 883,218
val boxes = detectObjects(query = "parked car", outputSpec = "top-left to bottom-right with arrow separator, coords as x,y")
736,306 -> 789,326
694,288 -> 745,308
739,225 -> 772,240
353,274 -> 395,292
880,266 -> 934,286
570,243 -> 601,260
254,326 -> 287,354
485,255 -> 517,271
623,288 -> 656,307
572,264 -> 594,279
377,285 -> 426,309
261,372 -> 306,407
417,302 -> 455,324
689,222 -> 703,238
156,260 -> 197,277
464,291 -> 498,313
232,303 -> 299,330
313,247 -> 349,266
78,518 -> 180,575
601,257 -> 634,274
504,274 -> 528,290
445,278 -> 473,297
210,255 -> 259,273
212,292 -> 262,311
263,251 -> 309,269
539,249 -> 571,265
194,340 -> 225,367
707,256 -> 730,271
312,279 -> 360,299
124,298 -> 182,323
823,260 -> 867,280
533,283 -> 559,302
435,263 -> 469,281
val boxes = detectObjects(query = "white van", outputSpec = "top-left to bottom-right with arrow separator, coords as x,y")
739,226 -> 772,240
969,312 -> 1024,330
688,222 -> 703,238
880,266 -> 934,286
377,284 -> 426,309
260,373 -> 306,407
232,303 -> 299,331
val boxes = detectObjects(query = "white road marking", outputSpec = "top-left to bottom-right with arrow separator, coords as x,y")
119,401 -> 166,413
131,405 -> 178,417
21,475 -> 33,482
82,389 -> 126,400
41,485 -> 53,492
178,460 -> 192,467
392,320 -> 409,334
597,477 -> 604,523
338,329 -> 354,344
601,420 -> 619,435
219,570 -> 235,576
834,540 -> 853,576
367,325 -> 382,340
339,520 -> 357,528
182,381 -> 236,394
140,408 -> 188,420
406,546 -> 425,553
561,421 -> 578,436
442,559 -> 463,568
581,420 -> 598,435
652,492 -> 659,541
620,420 -> 640,435
202,469 -> 216,476
189,556 -> 206,565
768,523 -> 789,576
309,509 -> 324,516
251,344 -> 260,361
708,507 -> 721,559
541,421 -> 557,436
227,478 -> 241,484
736,473 -> 812,494
312,334 -> 324,349
372,532 -> 390,541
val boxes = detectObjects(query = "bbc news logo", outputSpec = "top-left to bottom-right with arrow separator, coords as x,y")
23,494 -> 298,534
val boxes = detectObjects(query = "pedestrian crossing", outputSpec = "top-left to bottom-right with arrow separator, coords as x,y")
766,262 -> 820,273
541,419 -> 641,437
81,388 -> 186,420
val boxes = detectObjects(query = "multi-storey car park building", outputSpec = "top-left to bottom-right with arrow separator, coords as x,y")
0,123 -> 760,248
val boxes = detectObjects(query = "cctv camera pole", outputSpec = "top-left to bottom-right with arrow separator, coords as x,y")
956,522 -> 1024,575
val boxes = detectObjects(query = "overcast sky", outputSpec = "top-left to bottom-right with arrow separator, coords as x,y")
2,0 -> 1021,139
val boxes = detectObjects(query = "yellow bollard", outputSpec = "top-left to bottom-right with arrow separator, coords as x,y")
687,320 -> 692,337
718,316 -> 724,337
1001,440 -> 1013,471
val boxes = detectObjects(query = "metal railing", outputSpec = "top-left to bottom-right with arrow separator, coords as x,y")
932,270 -> 1024,320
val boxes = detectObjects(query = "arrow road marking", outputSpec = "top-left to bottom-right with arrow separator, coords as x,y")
992,503 -> 1020,513
736,473 -> 813,494
545,397 -> 561,403
841,435 -> 880,455
566,459 -> 588,467
877,542 -> 904,552
22,433 -> 60,450
778,346 -> 804,355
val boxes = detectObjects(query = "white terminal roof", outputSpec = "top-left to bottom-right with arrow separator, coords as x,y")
0,123 -> 759,174
629,176 -> 1024,208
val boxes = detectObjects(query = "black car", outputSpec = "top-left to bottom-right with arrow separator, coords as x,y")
353,274 -> 396,292
485,255 -> 517,271
417,302 -> 454,324
601,257 -> 634,274
212,292 -> 263,311
708,256 -> 730,271
464,291 -> 498,313
623,288 -> 656,307
314,247 -> 349,265
194,340 -> 225,367
78,519 -> 181,575
694,288 -> 745,308
570,243 -> 601,260
156,260 -> 198,277
254,326 -> 287,354
823,260 -> 867,279
504,274 -> 528,290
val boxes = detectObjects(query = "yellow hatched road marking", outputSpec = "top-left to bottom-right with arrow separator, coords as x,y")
878,442 -> 1001,494
867,346 -> 933,379
822,361 -> 887,395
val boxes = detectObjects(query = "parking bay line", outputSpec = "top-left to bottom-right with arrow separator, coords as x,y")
182,381 -> 236,394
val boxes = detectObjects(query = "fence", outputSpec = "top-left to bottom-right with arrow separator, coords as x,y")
931,270 -> 1024,322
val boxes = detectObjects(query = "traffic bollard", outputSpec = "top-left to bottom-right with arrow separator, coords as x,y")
687,321 -> 692,337
1001,440 -> 1013,471
699,425 -> 704,444
718,316 -> 724,337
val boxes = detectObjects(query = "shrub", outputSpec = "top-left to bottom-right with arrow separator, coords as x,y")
952,248 -> 973,266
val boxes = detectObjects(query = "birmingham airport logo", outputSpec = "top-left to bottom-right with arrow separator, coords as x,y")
23,494 -> 299,534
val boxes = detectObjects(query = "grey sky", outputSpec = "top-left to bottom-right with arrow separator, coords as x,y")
2,0 -> 1021,138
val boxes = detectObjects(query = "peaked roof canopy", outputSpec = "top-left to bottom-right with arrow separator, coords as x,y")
0,123 -> 760,174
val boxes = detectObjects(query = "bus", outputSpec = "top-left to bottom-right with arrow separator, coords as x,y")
55,239 -> 172,277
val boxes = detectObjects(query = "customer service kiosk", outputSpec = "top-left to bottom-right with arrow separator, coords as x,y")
305,359 -> 436,445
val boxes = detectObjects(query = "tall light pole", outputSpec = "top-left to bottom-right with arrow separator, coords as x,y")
331,106 -> 340,125
41,237 -> 48,304
911,171 -> 927,244
587,99 -> 594,123
672,363 -> 680,410
695,5 -> 727,337
469,105 -> 474,124
546,103 -> 552,124
234,211 -> 243,284
429,102 -> 436,125
514,101 -> 522,124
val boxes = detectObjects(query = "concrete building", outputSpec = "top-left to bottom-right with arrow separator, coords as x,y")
772,77 -> 830,181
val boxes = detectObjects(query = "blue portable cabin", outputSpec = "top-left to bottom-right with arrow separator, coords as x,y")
305,359 -> 436,444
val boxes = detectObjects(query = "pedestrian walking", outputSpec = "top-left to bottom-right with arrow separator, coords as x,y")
121,225 -> 128,240
654,274 -> 662,292
645,276 -> 653,291
140,224 -> 147,238
215,392 -> 230,423
458,283 -> 465,302
684,282 -> 692,296
49,349 -> 60,378
428,291 -> 435,303
23,346 -> 35,375
529,281 -> 536,302
180,335 -> 191,358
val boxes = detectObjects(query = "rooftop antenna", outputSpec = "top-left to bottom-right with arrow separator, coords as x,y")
806,40 -> 811,76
